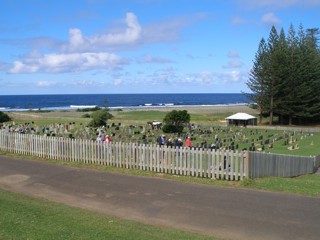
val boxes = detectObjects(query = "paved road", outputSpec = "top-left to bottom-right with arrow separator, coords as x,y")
0,155 -> 319,240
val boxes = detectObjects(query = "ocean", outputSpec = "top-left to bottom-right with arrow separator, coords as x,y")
0,93 -> 249,111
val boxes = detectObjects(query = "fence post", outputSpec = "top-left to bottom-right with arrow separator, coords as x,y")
245,151 -> 249,179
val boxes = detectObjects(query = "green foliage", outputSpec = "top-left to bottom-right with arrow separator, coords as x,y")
162,124 -> 184,133
87,99 -> 113,127
0,111 -> 11,122
163,110 -> 190,133
88,109 -> 113,127
76,106 -> 101,112
81,113 -> 91,118
247,24 -> 320,125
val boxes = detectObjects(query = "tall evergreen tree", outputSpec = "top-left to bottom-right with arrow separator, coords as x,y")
246,38 -> 269,124
273,28 -> 290,124
282,24 -> 301,125
292,24 -> 312,122
302,28 -> 320,122
246,23 -> 320,125
265,26 -> 282,125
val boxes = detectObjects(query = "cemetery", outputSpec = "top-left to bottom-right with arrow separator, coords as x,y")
1,117 -> 319,157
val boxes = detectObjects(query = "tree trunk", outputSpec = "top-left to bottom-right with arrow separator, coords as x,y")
269,96 -> 274,125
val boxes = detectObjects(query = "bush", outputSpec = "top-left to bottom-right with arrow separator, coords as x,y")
163,110 -> 190,133
77,106 -> 101,112
88,109 -> 113,127
82,113 -> 91,118
0,111 -> 11,123
162,124 -> 184,133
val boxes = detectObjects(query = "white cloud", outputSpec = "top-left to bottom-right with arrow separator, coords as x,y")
225,71 -> 242,82
190,71 -> 244,84
231,16 -> 247,25
35,81 -> 57,87
141,13 -> 207,44
137,55 -> 173,64
5,11 -> 210,79
261,12 -> 281,26
0,61 -> 7,70
113,79 -> 123,86
70,80 -> 105,86
141,69 -> 246,86
227,51 -> 240,58
223,61 -> 243,68
7,12 -> 192,74
9,52 -> 126,73
64,12 -> 142,52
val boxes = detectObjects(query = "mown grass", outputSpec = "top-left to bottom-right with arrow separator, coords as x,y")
0,188 -> 218,240
265,133 -> 320,156
241,174 -> 320,197
115,110 -> 167,121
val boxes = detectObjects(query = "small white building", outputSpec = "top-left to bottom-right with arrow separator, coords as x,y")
225,112 -> 257,126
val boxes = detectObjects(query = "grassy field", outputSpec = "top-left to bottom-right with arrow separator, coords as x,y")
6,107 -> 320,156
0,188 -> 217,240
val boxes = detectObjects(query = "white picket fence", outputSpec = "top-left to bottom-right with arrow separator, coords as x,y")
0,132 -> 247,181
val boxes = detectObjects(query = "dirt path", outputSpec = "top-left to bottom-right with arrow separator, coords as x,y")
0,155 -> 320,240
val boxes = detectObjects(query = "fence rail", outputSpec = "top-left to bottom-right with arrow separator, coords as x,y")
0,132 -> 247,181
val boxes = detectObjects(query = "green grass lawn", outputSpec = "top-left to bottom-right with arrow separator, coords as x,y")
115,110 -> 167,122
264,133 -> 320,156
241,174 -> 320,197
0,188 -> 218,240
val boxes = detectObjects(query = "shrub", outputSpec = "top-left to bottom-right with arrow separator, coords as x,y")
163,110 -> 190,133
0,111 -> 11,122
162,124 -> 184,133
88,109 -> 113,127
76,106 -> 101,112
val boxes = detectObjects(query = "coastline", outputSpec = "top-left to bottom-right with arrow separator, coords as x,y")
3,103 -> 257,114
7,104 -> 258,121
0,93 -> 249,112
119,104 -> 258,115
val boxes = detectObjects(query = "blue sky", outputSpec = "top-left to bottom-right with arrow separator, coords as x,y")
0,0 -> 319,95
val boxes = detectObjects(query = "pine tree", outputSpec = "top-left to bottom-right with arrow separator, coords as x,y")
273,28 -> 290,124
246,38 -> 269,124
302,28 -> 320,122
265,26 -> 283,125
292,24 -> 311,122
283,24 -> 301,125
246,24 -> 320,125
